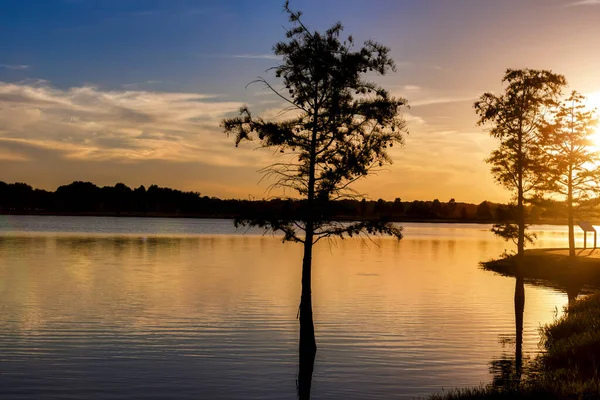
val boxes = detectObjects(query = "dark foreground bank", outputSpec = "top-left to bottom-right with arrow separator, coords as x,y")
429,288 -> 600,399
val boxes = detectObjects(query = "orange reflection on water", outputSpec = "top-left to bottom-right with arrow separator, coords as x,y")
0,227 -> 573,398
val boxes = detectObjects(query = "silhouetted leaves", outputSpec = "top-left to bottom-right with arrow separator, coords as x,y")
475,69 -> 567,255
538,91 -> 600,256
221,2 -> 409,243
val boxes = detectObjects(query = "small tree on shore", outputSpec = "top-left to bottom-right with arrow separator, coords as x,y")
221,0 -> 407,372
540,91 -> 599,257
474,69 -> 566,259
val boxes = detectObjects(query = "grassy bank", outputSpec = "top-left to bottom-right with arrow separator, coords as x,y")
429,293 -> 600,399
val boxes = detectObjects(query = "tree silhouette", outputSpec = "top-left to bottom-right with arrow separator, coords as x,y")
475,69 -> 566,258
392,197 -> 404,215
431,198 -> 442,217
0,179 -> 503,224
476,201 -> 493,220
408,200 -> 431,218
443,198 -> 457,217
221,0 -> 407,379
540,91 -> 599,257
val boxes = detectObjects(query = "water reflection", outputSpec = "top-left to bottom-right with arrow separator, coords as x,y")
0,223 -> 573,399
487,263 -> 583,391
297,345 -> 316,400
489,275 -> 526,389
485,276 -> 526,394
514,275 -> 525,383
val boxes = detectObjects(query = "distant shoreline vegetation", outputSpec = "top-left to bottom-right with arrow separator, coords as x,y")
0,180 -> 593,225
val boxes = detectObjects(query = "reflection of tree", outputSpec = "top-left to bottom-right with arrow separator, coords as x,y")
489,354 -> 519,389
564,272 -> 583,305
297,347 -> 316,400
489,275 -> 526,389
514,276 -> 524,381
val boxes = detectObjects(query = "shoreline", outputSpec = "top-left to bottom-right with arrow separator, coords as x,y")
0,211 -> 581,226
482,248 -> 600,295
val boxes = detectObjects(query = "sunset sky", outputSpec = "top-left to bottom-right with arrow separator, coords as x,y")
1,0 -> 600,203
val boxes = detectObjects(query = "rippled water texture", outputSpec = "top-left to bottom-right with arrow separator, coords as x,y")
0,216 -> 580,399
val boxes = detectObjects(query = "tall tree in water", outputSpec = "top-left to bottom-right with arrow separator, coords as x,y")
540,91 -> 599,258
221,1 -> 407,388
474,69 -> 566,259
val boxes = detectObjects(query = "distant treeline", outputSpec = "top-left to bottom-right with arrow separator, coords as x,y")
0,180 -> 578,223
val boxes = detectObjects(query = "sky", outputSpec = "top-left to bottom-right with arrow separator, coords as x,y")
1,0 -> 600,203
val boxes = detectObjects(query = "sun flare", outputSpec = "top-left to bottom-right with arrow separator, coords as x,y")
586,92 -> 600,153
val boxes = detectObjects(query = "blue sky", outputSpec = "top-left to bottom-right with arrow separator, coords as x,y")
1,0 -> 600,202
1,0 -> 424,94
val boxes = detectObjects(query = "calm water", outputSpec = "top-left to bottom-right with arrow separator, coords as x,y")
0,216 -> 583,399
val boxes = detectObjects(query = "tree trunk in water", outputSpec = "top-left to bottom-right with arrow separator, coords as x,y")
568,172 -> 575,258
514,275 -> 525,384
297,239 -> 316,399
298,75 -> 319,399
516,126 -> 525,260
568,207 -> 575,258
517,183 -> 525,260
297,339 -> 316,400
299,241 -> 317,354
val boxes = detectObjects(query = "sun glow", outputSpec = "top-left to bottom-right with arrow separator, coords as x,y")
585,92 -> 600,153
587,92 -> 600,125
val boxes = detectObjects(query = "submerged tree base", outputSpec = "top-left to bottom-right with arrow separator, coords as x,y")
481,248 -> 600,295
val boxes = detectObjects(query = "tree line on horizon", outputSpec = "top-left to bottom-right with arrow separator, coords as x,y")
0,179 -> 539,222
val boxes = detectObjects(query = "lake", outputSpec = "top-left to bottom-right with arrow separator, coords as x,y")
0,216 -> 583,399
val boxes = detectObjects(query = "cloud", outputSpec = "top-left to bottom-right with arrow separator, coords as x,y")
0,146 -> 29,161
121,80 -> 164,89
410,96 -> 476,107
0,64 -> 30,70
0,80 -> 266,168
230,54 -> 281,60
565,0 -> 600,6
404,113 -> 427,126
395,61 -> 443,71
390,85 -> 475,107
0,80 -> 502,202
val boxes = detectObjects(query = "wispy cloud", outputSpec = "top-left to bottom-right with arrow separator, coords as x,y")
0,64 -> 30,70
230,54 -> 280,60
404,113 -> 427,126
410,96 -> 476,107
0,80 -> 265,167
122,80 -> 164,89
395,61 -> 443,71
565,0 -> 600,6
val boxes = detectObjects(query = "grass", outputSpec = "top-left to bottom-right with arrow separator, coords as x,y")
428,293 -> 600,399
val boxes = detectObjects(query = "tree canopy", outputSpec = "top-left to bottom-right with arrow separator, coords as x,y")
474,69 -> 567,255
222,2 -> 408,244
540,91 -> 599,204
539,90 -> 599,256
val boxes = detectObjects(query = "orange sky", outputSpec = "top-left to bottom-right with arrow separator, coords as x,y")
1,0 -> 600,203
